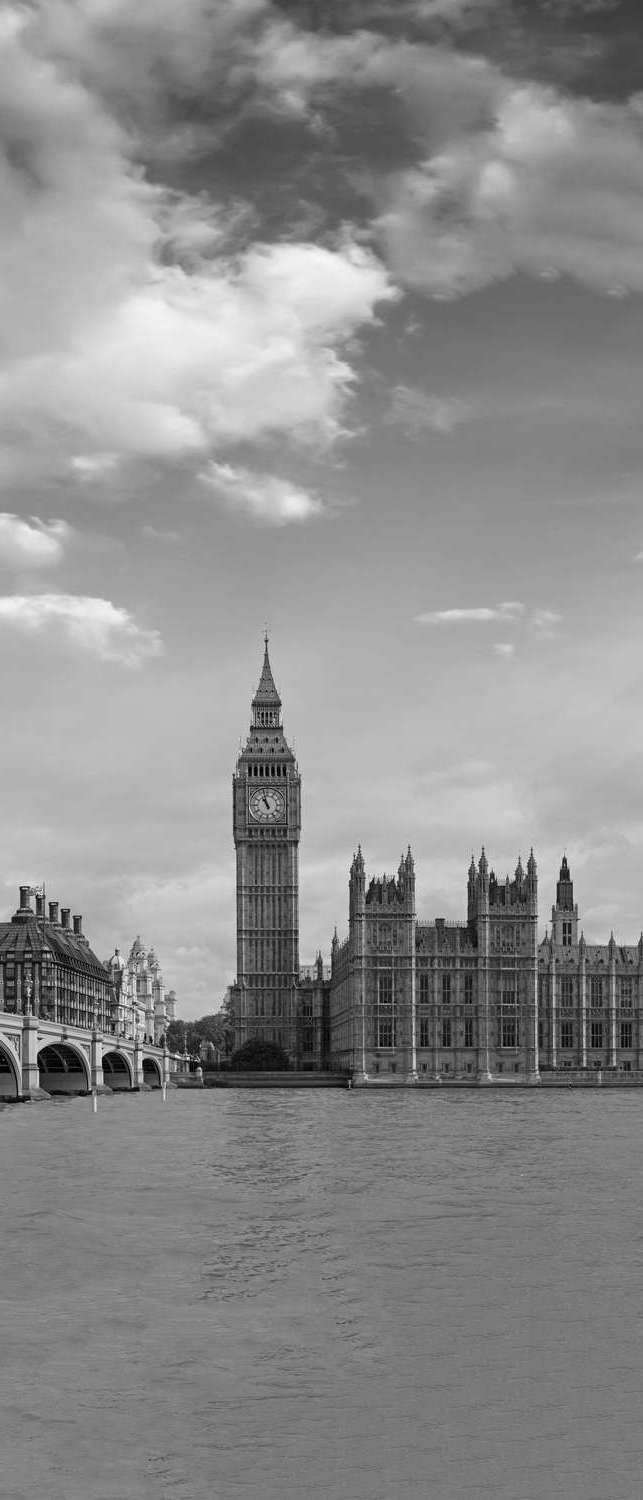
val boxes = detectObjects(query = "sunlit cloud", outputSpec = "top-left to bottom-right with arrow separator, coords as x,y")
70,454 -> 120,483
200,464 -> 325,525
416,602 -> 525,624
0,594 -> 163,667
0,9 -> 396,486
0,514 -> 71,569
379,80 -> 643,299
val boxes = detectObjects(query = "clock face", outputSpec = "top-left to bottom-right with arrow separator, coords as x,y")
248,786 -> 286,823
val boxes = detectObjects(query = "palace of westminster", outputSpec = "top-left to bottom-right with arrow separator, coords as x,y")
231,640 -> 643,1083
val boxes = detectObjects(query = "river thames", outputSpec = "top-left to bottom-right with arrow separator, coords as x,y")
2,1087 -> 643,1500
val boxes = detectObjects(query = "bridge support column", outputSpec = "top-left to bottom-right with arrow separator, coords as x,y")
162,1044 -> 170,1085
91,1030 -> 105,1091
22,1014 -> 49,1100
133,1039 -> 144,1089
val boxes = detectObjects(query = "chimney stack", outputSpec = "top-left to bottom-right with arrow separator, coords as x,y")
19,885 -> 33,912
73,914 -> 82,936
48,901 -> 59,924
61,907 -> 70,930
35,893 -> 44,919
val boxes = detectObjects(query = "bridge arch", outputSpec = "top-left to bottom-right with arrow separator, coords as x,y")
38,1040 -> 91,1094
0,1033 -> 21,1099
102,1050 -> 134,1091
142,1056 -> 162,1088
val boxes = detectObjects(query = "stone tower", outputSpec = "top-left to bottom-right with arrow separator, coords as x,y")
551,854 -> 579,951
232,638 -> 301,1058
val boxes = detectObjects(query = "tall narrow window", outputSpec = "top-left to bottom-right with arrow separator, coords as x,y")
561,976 -> 574,1005
560,1020 -> 574,1049
441,1018 -> 451,1047
418,971 -> 429,1005
500,989 -> 518,1048
377,971 -> 395,1048
562,920 -> 572,948
464,1017 -> 473,1047
464,973 -> 473,1005
442,974 -> 451,1005
620,979 -> 633,1011
620,1021 -> 633,1050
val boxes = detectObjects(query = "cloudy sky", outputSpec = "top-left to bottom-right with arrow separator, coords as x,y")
3,0 -> 643,1014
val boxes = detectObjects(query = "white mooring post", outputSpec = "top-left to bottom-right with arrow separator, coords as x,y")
162,1082 -> 167,1102
91,1089 -> 98,1114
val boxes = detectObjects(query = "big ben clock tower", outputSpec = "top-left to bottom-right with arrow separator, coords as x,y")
231,637 -> 301,1058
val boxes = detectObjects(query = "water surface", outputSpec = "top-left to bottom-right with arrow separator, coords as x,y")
2,1088 -> 643,1500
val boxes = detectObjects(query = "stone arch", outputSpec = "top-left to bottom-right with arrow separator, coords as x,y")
102,1050 -> 134,1091
0,1033 -> 21,1099
142,1055 -> 162,1087
38,1040 -> 91,1094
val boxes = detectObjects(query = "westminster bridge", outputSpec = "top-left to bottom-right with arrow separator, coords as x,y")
0,1010 -> 190,1100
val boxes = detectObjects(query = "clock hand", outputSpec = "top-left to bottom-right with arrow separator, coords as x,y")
262,794 -> 270,810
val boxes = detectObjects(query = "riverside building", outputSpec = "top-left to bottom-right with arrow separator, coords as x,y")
230,644 -> 643,1083
105,937 -> 177,1043
0,886 -> 114,1028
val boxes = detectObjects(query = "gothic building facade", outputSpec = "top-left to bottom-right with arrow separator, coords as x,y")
231,645 -> 643,1081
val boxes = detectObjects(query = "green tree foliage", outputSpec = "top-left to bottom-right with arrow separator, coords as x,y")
230,1037 -> 291,1072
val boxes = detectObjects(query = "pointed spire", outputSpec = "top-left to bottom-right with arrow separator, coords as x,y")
515,854 -> 524,882
479,846 -> 488,877
468,853 -> 476,881
527,847 -> 537,877
252,634 -> 282,710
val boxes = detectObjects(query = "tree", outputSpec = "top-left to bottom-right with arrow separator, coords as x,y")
230,1037 -> 290,1072
166,1019 -> 199,1055
165,996 -> 237,1061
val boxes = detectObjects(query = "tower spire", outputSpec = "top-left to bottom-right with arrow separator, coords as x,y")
254,635 -> 281,705
252,634 -> 282,727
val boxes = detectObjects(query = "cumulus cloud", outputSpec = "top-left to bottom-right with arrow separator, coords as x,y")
378,79 -> 643,298
0,594 -> 162,667
0,8 -> 395,484
200,463 -> 325,525
0,514 -> 71,569
250,14 -> 643,300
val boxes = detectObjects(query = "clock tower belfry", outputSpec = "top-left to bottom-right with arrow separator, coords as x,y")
232,637 -> 301,1058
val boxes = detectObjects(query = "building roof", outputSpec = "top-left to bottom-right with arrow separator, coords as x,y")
252,636 -> 282,709
0,917 -> 109,979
